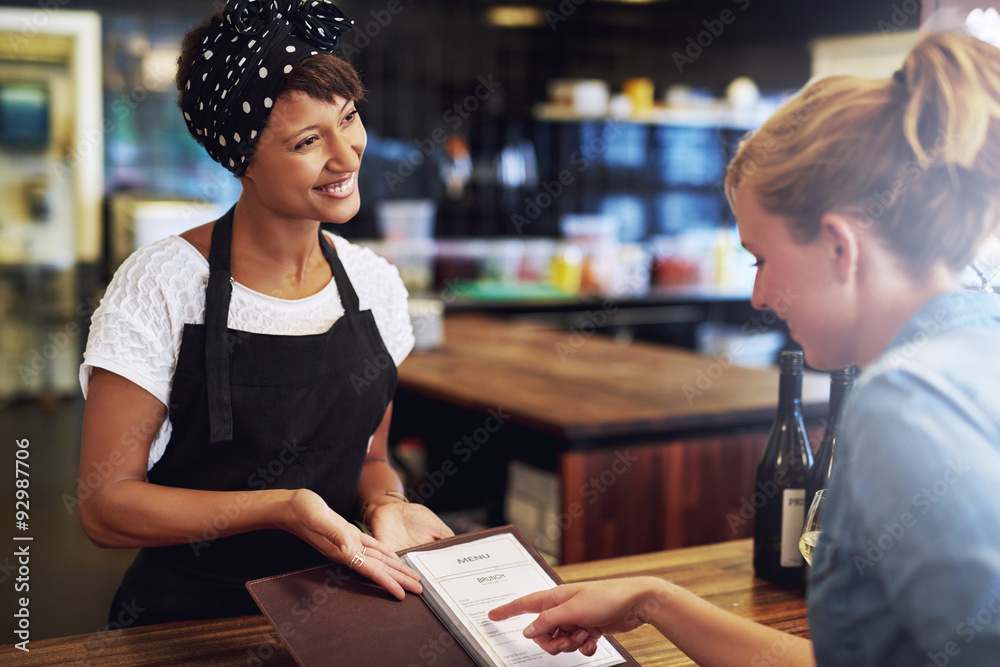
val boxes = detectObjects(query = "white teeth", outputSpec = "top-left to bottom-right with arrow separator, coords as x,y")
318,174 -> 354,193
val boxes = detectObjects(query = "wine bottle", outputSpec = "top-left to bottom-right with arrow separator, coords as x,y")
753,350 -> 813,585
805,365 -> 857,512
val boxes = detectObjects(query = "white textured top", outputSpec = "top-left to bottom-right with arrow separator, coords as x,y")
81,232 -> 414,469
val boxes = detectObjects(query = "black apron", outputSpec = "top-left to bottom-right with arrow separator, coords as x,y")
109,207 -> 397,626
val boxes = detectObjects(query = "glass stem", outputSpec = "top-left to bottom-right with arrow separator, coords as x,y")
972,264 -> 995,293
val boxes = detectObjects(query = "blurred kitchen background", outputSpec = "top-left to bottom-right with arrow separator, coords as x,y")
0,0 -> 942,402
3,0 -> 999,641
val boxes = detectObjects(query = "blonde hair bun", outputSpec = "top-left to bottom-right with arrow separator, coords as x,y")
726,30 -> 1000,276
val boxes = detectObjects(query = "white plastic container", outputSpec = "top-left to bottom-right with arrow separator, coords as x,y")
375,199 -> 436,241
695,322 -> 785,369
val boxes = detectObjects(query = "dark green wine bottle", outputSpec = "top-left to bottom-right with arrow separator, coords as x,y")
805,365 -> 856,511
753,350 -> 813,585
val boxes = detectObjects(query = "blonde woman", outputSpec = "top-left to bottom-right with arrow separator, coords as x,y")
491,30 -> 1000,666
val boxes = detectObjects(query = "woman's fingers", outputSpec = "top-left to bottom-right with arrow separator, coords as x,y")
350,550 -> 419,599
340,532 -> 423,597
489,588 -> 567,628
529,627 -> 591,655
528,628 -> 603,656
296,499 -> 422,599
357,534 -> 420,581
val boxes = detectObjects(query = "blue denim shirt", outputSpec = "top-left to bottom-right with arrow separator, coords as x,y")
808,291 -> 1000,666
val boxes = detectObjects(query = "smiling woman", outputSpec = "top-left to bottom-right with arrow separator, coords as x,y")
76,0 -> 452,628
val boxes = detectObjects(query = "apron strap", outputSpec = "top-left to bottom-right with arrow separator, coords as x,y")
205,206 -> 237,445
319,227 -> 360,315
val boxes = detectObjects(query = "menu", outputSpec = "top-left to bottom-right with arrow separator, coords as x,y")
402,531 -> 626,666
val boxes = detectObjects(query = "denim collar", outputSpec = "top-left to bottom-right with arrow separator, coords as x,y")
886,290 -> 1000,353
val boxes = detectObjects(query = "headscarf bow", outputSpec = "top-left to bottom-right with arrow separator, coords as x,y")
180,0 -> 354,176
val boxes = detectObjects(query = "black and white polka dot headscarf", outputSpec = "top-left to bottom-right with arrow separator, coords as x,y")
180,0 -> 354,176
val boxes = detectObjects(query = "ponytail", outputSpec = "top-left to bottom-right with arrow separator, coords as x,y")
726,30 -> 1000,276
898,31 -> 1000,170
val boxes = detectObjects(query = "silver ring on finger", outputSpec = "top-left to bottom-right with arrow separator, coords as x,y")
349,551 -> 366,572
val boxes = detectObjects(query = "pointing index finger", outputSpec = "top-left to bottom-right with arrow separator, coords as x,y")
488,588 -> 563,625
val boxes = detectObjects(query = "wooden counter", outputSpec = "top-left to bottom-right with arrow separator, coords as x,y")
399,314 -> 826,441
4,539 -> 808,666
393,314 -> 828,563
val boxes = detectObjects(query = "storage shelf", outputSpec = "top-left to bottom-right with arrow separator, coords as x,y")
532,102 -> 768,130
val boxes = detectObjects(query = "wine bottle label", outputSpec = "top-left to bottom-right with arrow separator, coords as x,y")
780,488 -> 806,567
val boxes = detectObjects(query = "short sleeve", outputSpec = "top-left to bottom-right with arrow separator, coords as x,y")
330,234 -> 415,367
842,366 -> 1000,662
80,240 -> 203,406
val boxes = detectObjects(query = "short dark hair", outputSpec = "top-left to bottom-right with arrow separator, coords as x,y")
283,54 -> 365,106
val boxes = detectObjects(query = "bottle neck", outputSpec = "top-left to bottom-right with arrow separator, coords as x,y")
777,373 -> 803,415
827,380 -> 852,426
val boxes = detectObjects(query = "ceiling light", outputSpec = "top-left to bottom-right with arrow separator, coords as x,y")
486,6 -> 547,27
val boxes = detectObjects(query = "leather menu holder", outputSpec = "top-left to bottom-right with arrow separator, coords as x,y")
248,560 -> 475,666
246,525 -> 638,666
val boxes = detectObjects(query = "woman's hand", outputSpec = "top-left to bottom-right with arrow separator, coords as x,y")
488,578 -> 670,657
284,489 -> 422,599
357,402 -> 453,552
368,501 -> 454,552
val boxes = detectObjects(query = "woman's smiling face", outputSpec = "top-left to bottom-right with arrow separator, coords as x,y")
242,90 -> 366,225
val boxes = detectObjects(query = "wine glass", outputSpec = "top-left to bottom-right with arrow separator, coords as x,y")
969,234 -> 1000,293
798,490 -> 827,566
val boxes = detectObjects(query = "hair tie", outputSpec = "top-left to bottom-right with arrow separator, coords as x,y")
892,68 -> 908,90
180,0 -> 354,176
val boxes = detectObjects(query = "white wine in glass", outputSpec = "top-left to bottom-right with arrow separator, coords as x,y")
799,490 -> 827,566
799,530 -> 821,566
970,234 -> 1000,293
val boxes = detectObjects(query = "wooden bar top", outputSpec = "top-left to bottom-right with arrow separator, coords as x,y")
399,314 -> 828,441
6,539 -> 807,666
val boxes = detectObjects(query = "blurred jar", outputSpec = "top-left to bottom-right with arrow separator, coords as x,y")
364,238 -> 436,295
611,243 -> 651,297
409,298 -> 444,351
652,255 -> 700,286
623,77 -> 655,115
650,234 -> 709,287
481,239 -> 525,283
550,243 -> 583,294
548,78 -> 610,116
519,238 -> 557,282
713,227 -> 757,290
435,239 -> 487,289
